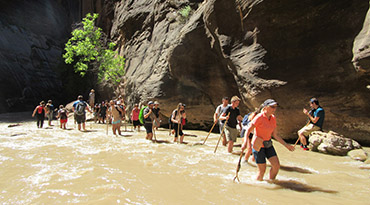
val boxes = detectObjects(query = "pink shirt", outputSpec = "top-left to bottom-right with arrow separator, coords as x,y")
251,112 -> 276,141
131,108 -> 140,121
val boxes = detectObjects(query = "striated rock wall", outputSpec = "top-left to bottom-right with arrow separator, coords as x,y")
110,0 -> 370,144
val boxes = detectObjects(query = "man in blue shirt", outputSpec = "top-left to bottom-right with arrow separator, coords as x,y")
73,95 -> 92,131
297,98 -> 325,150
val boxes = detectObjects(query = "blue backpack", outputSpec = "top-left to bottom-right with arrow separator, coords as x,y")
242,112 -> 253,126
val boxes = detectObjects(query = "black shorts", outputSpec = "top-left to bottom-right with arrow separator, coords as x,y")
75,114 -> 86,124
252,146 -> 277,164
144,123 -> 153,134
173,123 -> 184,138
133,120 -> 141,126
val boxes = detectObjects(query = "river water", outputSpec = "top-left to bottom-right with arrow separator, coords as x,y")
0,112 -> 369,204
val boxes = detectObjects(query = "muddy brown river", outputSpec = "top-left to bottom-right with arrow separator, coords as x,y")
0,112 -> 369,204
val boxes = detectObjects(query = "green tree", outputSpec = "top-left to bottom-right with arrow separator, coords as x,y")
63,13 -> 125,84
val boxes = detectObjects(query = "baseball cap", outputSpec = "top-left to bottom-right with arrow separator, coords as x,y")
263,99 -> 278,107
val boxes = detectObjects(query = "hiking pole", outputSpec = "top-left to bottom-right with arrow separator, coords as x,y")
294,120 -> 311,147
152,120 -> 157,143
177,119 -> 181,144
202,117 -> 220,145
214,113 -> 230,153
106,117 -> 109,135
233,150 -> 244,182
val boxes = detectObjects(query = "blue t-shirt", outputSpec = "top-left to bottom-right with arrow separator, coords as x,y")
312,107 -> 325,129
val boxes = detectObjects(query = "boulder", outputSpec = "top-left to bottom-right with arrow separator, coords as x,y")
348,149 -> 368,162
309,131 -> 362,156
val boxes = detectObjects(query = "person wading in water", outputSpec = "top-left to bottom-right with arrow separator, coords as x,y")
214,97 -> 230,146
32,101 -> 46,128
242,99 -> 294,181
171,103 -> 186,143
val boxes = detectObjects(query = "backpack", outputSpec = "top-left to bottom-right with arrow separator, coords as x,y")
75,101 -> 85,116
138,106 -> 147,124
242,112 -> 252,126
59,109 -> 67,119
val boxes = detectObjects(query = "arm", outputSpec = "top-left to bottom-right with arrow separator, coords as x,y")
237,115 -> 243,130
219,112 -> 227,121
144,108 -> 152,119
171,111 -> 178,124
242,124 -> 255,150
303,108 -> 319,124
272,129 -> 294,151
32,107 -> 37,117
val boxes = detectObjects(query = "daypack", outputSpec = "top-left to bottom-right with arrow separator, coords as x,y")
169,110 -> 186,126
242,112 -> 252,126
138,106 -> 147,124
75,101 -> 85,116
37,106 -> 44,114
59,109 -> 67,119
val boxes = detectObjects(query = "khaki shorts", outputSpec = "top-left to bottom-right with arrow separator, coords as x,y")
298,123 -> 321,137
224,126 -> 239,142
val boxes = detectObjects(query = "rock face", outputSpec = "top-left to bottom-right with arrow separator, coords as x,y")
0,0 -> 109,113
309,131 -> 362,156
108,0 -> 370,144
1,0 -> 370,145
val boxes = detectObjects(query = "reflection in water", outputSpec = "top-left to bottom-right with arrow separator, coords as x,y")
268,180 -> 338,193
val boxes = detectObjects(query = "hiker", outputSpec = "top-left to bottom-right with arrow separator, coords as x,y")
242,99 -> 294,181
45,100 -> 54,126
143,101 -> 156,140
93,103 -> 100,123
214,97 -> 230,146
117,100 -> 126,121
108,100 -> 124,135
131,104 -> 141,131
57,105 -> 68,129
219,96 -> 243,153
171,103 -> 186,143
98,101 -> 107,124
153,101 -> 161,130
32,101 -> 46,128
89,89 -> 95,108
240,104 -> 263,162
72,95 -> 92,131
297,98 -> 325,151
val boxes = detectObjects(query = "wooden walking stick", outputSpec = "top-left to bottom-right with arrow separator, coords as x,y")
214,113 -> 230,153
106,116 -> 109,135
202,116 -> 221,145
233,150 -> 244,182
177,118 -> 181,144
152,120 -> 157,143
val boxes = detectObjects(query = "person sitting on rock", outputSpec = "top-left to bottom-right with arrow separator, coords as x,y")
297,98 -> 325,151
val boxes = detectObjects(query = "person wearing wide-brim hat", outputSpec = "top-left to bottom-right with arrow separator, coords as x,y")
241,99 -> 294,181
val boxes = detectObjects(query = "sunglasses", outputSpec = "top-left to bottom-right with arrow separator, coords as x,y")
269,105 -> 278,109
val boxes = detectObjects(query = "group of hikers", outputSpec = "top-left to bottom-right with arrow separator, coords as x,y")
32,90 -> 325,181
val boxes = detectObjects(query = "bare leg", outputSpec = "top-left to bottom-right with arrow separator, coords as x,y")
256,163 -> 267,181
82,123 -> 86,131
268,156 -> 280,180
298,131 -> 307,145
180,135 -> 184,143
227,141 -> 234,153
244,138 -> 252,161
222,134 -> 227,146
78,124 -> 81,131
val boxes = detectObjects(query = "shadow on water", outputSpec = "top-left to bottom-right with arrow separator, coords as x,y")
9,133 -> 27,137
268,180 -> 338,194
152,140 -> 172,144
246,162 -> 313,174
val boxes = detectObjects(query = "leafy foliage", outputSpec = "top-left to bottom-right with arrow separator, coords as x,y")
63,13 -> 125,84
179,5 -> 192,19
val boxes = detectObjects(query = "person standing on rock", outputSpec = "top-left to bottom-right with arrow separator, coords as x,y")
242,99 -> 294,181
32,101 -> 46,128
45,100 -> 54,126
171,103 -> 186,143
89,89 -> 95,108
143,101 -> 156,140
108,100 -> 124,135
219,96 -> 243,153
297,98 -> 325,151
72,95 -> 92,131
214,97 -> 230,146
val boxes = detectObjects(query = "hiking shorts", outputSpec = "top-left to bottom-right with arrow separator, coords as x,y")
60,119 -> 67,124
47,112 -> 53,121
252,146 -> 277,164
298,123 -> 321,137
224,126 -> 238,142
144,123 -> 153,134
75,114 -> 86,124
133,120 -> 141,126
173,123 -> 184,138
